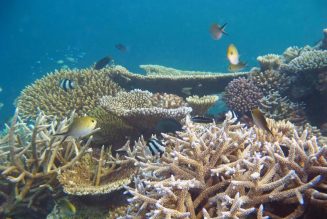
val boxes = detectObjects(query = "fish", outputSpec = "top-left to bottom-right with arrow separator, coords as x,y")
147,138 -> 166,157
191,116 -> 214,124
181,87 -> 192,96
59,79 -> 75,91
154,118 -> 182,135
227,44 -> 240,65
228,62 -> 246,72
210,23 -> 228,40
55,116 -> 97,140
115,43 -> 127,52
251,108 -> 273,135
94,56 -> 113,70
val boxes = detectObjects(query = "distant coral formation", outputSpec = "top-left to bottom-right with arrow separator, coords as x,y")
17,67 -> 123,120
224,77 -> 263,113
124,112 -> 327,218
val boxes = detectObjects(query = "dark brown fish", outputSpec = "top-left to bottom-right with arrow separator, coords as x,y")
251,108 -> 273,135
191,116 -> 214,124
94,56 -> 112,70
210,23 -> 228,40
115,43 -> 127,52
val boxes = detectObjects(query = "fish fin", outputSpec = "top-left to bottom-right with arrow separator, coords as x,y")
220,23 -> 228,35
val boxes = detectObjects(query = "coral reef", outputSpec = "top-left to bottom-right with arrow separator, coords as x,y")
249,68 -> 292,95
108,65 -> 249,97
123,112 -> 327,219
256,54 -> 282,71
0,110 -> 95,218
57,146 -> 137,196
17,67 -> 123,120
282,45 -> 315,63
224,77 -> 263,113
259,91 -> 306,125
186,95 -> 218,116
280,50 -> 327,75
317,70 -> 327,92
100,90 -> 192,130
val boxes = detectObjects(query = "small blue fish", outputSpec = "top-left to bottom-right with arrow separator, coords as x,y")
147,138 -> 165,157
59,79 -> 75,91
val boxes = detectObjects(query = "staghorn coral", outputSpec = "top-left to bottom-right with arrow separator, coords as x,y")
57,145 -> 137,196
257,54 -> 282,71
280,50 -> 327,74
186,95 -> 218,116
259,91 -> 307,125
17,67 -> 123,120
108,65 -> 249,97
0,110 -> 96,218
123,112 -> 327,219
224,77 -> 263,113
249,68 -> 292,95
99,90 -> 192,130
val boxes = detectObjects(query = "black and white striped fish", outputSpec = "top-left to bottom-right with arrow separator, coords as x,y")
147,138 -> 165,157
59,79 -> 75,91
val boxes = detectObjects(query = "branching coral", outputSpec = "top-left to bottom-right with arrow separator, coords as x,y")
249,68 -> 292,95
280,50 -> 327,74
99,90 -> 192,130
186,95 -> 218,116
282,45 -> 315,63
123,112 -> 327,219
259,91 -> 307,125
224,77 -> 263,113
0,110 -> 95,217
257,54 -> 282,71
17,67 -> 123,120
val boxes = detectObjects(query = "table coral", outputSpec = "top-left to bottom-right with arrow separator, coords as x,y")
108,65 -> 249,97
123,112 -> 327,219
0,110 -> 95,218
257,54 -> 282,71
100,90 -> 192,130
224,77 -> 263,113
17,67 -> 123,120
186,95 -> 218,116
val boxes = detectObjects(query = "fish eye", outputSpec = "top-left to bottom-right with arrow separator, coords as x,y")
230,52 -> 233,55
91,120 -> 95,123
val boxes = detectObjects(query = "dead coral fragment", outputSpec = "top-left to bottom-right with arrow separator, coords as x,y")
186,95 -> 218,116
17,67 -> 123,120
124,112 -> 327,219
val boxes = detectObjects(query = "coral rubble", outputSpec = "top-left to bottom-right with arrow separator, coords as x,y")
17,67 -> 123,120
224,77 -> 263,113
124,112 -> 327,218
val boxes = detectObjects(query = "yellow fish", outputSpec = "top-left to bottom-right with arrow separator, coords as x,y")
251,108 -> 273,135
228,62 -> 246,72
56,116 -> 97,140
227,44 -> 240,65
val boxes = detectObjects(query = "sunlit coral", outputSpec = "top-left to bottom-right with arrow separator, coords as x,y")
186,95 -> 218,116
257,54 -> 282,71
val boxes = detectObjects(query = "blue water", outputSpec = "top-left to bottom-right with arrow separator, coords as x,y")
0,0 -> 326,126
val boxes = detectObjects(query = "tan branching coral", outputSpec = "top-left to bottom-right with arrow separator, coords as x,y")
100,90 -> 192,129
108,65 -> 249,97
280,50 -> 327,74
57,146 -> 137,196
17,67 -> 123,120
0,110 -> 95,217
257,54 -> 282,71
186,95 -> 218,116
249,68 -> 292,95
123,112 -> 327,219
259,91 -> 307,125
